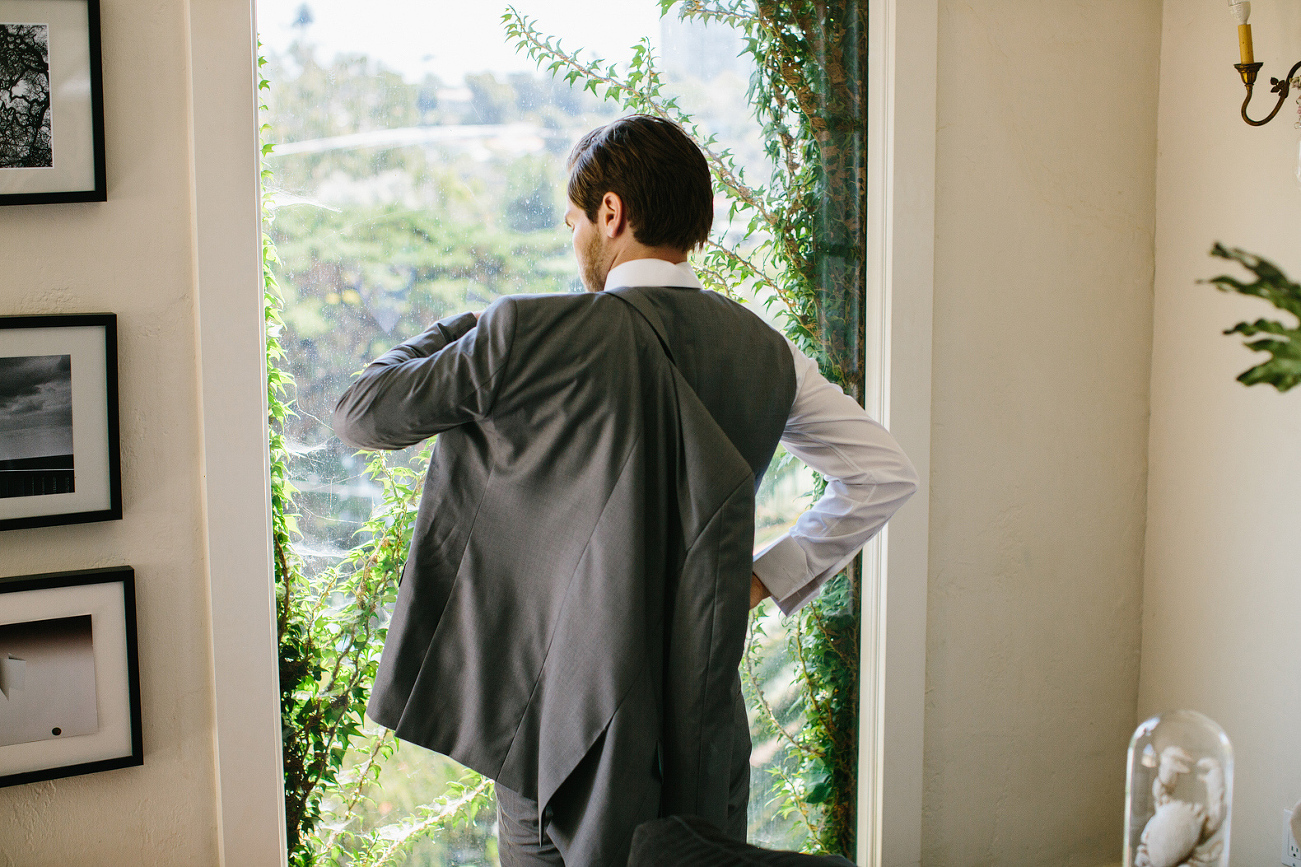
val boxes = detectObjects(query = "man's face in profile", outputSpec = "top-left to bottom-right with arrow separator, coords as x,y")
565,199 -> 608,293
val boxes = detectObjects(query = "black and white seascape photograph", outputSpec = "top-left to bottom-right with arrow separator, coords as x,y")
0,355 -> 74,500
0,615 -> 98,749
0,23 -> 53,168
0,315 -> 119,531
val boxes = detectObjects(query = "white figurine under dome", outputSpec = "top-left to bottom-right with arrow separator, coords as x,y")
1124,710 -> 1233,867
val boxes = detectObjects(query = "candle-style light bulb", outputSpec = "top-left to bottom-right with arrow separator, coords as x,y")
1229,1 -> 1255,64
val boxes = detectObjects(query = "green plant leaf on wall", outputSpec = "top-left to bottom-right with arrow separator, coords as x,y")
1207,243 -> 1301,392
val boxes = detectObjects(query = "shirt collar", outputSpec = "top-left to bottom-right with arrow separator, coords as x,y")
603,258 -> 704,291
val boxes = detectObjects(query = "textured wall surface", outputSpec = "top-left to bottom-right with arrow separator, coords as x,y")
1143,2 -> 1301,864
924,2 -> 1161,864
0,0 -> 220,864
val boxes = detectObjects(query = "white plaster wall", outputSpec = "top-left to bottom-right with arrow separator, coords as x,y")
0,0 -> 221,864
1144,2 -> 1301,865
925,2 -> 1161,864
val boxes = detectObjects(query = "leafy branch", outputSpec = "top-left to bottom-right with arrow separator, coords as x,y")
503,9 -> 778,233
744,617 -> 823,762
329,771 -> 494,867
742,615 -> 823,845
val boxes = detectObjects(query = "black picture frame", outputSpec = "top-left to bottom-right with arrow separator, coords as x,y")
0,566 -> 143,788
0,0 -> 106,205
0,313 -> 121,531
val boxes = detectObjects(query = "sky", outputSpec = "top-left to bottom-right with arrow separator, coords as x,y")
257,0 -> 666,84
0,355 -> 73,462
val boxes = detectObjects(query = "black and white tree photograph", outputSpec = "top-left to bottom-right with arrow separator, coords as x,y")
0,615 -> 99,748
0,23 -> 52,168
0,355 -> 74,499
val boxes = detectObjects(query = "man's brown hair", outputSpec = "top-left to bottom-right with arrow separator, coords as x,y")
567,115 -> 713,251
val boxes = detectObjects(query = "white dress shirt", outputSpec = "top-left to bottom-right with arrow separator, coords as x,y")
605,259 -> 919,615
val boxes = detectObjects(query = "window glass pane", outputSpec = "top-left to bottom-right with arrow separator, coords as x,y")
260,1 -> 814,857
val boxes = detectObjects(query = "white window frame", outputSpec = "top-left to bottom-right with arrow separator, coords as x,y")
190,1 -> 288,865
859,1 -> 936,865
194,2 -> 938,864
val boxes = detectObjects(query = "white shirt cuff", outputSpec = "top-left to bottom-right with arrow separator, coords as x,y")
753,534 -> 818,615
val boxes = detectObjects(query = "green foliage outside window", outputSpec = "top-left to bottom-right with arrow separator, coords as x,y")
264,1 -> 869,861
260,49 -> 505,866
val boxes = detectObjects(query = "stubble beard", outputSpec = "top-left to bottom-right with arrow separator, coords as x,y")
579,230 -> 609,293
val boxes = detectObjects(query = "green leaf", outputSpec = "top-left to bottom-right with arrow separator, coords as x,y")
1208,244 -> 1301,392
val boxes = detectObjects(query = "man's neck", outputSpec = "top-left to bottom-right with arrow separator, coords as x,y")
609,243 -> 689,268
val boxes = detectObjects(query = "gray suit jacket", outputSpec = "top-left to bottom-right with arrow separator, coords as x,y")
333,286 -> 797,859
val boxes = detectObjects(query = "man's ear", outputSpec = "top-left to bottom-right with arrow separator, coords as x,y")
598,191 -> 627,239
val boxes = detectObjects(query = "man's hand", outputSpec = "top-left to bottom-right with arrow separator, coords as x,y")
749,573 -> 770,610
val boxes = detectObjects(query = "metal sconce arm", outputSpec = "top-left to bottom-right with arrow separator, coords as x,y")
1235,58 -> 1301,126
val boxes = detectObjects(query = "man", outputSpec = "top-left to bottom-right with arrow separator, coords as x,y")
332,115 -> 917,866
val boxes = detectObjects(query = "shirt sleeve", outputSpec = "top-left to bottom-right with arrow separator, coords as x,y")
751,340 -> 919,614
332,299 -> 515,450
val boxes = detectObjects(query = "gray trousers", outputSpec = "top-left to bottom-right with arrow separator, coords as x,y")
495,684 -> 751,867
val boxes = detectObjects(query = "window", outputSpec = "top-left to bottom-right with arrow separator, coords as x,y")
259,1 -> 821,859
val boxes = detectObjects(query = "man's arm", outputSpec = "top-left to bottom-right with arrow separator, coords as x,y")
751,343 -> 919,614
332,298 -> 516,450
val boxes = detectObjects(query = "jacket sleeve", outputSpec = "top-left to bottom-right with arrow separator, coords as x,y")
332,298 -> 517,450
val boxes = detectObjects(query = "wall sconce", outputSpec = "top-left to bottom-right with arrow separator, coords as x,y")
1230,1 -> 1301,125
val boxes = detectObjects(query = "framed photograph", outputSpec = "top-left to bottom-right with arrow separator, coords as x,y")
0,566 -> 142,787
0,0 -> 106,205
0,313 -> 120,531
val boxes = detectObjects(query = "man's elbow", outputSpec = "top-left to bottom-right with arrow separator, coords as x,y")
899,455 -> 920,500
332,391 -> 381,451
891,454 -> 921,512
874,453 -> 920,515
